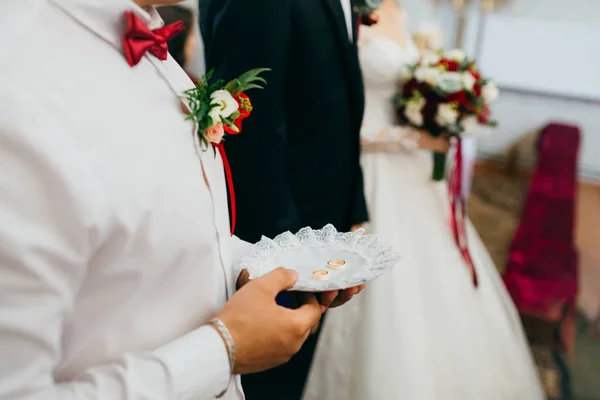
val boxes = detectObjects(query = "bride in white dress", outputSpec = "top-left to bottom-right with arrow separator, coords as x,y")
302,2 -> 545,399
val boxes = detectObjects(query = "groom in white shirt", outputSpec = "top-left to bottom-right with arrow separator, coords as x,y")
0,0 -> 359,399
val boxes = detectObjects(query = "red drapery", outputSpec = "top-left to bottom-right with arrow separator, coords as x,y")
503,122 -> 580,355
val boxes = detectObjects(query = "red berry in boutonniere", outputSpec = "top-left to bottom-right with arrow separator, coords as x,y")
224,92 -> 253,135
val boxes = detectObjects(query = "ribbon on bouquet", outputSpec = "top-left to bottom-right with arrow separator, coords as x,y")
214,143 -> 236,236
448,138 -> 478,288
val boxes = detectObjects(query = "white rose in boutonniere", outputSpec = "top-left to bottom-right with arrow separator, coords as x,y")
482,82 -> 499,103
209,89 -> 239,124
444,49 -> 466,61
182,68 -> 270,147
435,103 -> 459,127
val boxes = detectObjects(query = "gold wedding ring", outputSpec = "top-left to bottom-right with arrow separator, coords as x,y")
312,270 -> 329,280
327,259 -> 346,270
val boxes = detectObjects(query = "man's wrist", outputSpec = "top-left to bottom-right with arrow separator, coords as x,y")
209,318 -> 236,373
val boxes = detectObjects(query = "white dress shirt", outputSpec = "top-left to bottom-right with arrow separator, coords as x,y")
340,0 -> 354,42
0,0 -> 250,399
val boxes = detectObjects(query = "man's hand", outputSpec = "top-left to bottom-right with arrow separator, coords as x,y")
237,269 -> 364,309
350,224 -> 366,232
318,285 -> 366,309
237,269 -> 251,290
217,268 -> 323,375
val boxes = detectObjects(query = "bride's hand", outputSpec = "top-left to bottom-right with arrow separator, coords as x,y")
417,131 -> 450,153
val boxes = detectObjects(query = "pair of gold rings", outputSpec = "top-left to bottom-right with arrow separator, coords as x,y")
312,259 -> 347,280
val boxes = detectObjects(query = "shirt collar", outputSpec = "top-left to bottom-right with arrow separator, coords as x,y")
51,0 -> 164,50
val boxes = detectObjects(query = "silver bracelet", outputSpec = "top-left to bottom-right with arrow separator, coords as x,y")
209,318 -> 236,373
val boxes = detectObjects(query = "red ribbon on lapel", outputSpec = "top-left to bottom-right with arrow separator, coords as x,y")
448,138 -> 478,287
214,143 -> 236,236
122,11 -> 185,67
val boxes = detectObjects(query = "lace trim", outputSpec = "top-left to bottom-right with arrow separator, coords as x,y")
238,224 -> 400,291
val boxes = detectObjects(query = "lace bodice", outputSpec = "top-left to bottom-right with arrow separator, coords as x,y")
358,24 -> 420,145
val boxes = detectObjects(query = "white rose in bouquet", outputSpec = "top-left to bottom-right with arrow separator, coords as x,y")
209,89 -> 239,124
444,49 -> 466,61
460,115 -> 479,136
482,82 -> 499,103
404,97 -> 426,127
462,73 -> 476,91
399,66 -> 413,83
435,103 -> 459,127
420,51 -> 441,67
435,72 -> 464,93
414,66 -> 441,85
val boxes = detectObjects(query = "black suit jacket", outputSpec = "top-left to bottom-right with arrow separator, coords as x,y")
200,0 -> 368,243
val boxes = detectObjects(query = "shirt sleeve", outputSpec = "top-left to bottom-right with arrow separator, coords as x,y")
0,97 -> 231,400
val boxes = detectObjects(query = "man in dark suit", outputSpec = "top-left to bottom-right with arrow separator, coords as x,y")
200,1 -> 368,398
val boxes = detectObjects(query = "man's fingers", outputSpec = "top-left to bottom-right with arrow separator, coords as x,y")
330,287 -> 359,308
256,267 -> 298,296
319,290 -> 338,310
293,293 -> 323,329
236,269 -> 250,290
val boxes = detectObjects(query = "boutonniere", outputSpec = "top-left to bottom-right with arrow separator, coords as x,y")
181,68 -> 269,237
182,68 -> 270,149
356,0 -> 382,26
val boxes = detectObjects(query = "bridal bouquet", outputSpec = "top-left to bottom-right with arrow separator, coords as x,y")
394,49 -> 499,180
182,68 -> 270,147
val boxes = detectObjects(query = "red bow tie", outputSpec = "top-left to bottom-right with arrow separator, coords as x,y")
122,11 -> 185,67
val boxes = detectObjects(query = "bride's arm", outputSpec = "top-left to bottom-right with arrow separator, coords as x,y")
361,125 -> 449,153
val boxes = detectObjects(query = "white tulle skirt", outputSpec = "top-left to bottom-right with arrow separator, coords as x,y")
303,149 -> 544,400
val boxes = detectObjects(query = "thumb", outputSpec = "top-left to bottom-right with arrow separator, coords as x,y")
255,267 -> 299,296
291,293 -> 323,328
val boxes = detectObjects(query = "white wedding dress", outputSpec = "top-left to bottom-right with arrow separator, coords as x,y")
303,25 -> 545,400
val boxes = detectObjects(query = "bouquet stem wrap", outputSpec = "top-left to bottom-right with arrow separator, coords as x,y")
432,152 -> 446,181
448,138 -> 478,287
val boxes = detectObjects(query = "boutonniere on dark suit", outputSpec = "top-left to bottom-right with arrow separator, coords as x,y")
355,0 -> 382,26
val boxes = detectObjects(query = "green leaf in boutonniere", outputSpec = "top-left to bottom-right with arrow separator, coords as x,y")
181,68 -> 271,152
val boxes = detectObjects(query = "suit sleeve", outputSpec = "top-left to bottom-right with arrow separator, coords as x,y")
201,0 -> 300,241
350,164 -> 369,226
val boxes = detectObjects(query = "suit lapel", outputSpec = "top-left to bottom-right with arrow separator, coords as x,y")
322,0 -> 364,131
323,0 -> 352,48
350,0 -> 359,44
